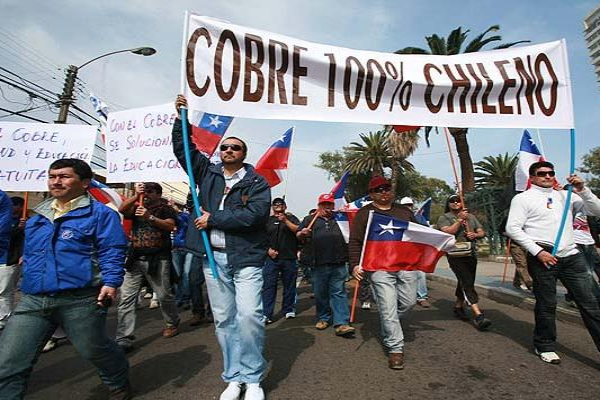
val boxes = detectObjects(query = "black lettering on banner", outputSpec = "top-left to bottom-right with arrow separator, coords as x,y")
365,59 -> 386,110
268,39 -> 289,104
243,34 -> 265,102
513,56 -> 536,115
343,56 -> 365,109
534,53 -> 558,116
325,53 -> 336,107
443,64 -> 471,113
477,63 -> 496,114
465,64 -> 482,113
292,46 -> 308,105
214,30 -> 241,101
424,63 -> 443,113
494,60 -> 516,115
186,28 -> 212,97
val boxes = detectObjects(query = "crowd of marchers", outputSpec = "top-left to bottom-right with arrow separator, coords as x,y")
0,96 -> 599,400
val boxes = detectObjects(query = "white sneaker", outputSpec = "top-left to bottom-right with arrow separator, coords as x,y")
535,349 -> 561,364
285,312 -> 296,319
149,299 -> 159,309
42,338 -> 60,353
245,383 -> 265,400
219,382 -> 243,400
361,301 -> 371,310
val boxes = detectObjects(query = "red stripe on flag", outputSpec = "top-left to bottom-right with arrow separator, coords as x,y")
191,126 -> 223,155
362,241 -> 444,273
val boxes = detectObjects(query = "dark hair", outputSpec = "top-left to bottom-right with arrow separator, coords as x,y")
144,182 -> 163,195
11,196 -> 24,207
529,161 -> 554,176
48,158 -> 93,180
222,136 -> 248,154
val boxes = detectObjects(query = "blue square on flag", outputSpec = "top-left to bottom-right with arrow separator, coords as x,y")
367,213 -> 408,241
199,113 -> 233,135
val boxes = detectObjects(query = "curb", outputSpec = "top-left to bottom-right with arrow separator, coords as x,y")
427,274 -> 584,326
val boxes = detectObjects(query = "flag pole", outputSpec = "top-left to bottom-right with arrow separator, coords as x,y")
22,192 -> 29,219
535,128 -> 546,158
180,106 -> 218,278
350,210 -> 374,323
282,126 -> 295,200
551,128 -> 576,256
443,127 -> 471,232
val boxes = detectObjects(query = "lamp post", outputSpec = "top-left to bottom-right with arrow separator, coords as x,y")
55,46 -> 156,123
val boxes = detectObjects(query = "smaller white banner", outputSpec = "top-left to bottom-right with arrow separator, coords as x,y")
106,103 -> 188,183
0,121 -> 97,191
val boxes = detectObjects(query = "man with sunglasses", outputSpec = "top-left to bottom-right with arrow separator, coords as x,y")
349,176 -> 418,370
506,161 -> 600,364
172,95 -> 271,400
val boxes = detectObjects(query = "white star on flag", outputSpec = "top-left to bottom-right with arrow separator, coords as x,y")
208,115 -> 224,128
379,220 -> 400,236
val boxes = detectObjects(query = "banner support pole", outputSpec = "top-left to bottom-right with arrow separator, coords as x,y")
551,128 -> 576,256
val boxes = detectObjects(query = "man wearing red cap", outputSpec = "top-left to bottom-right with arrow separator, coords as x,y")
297,194 -> 355,337
349,176 -> 418,370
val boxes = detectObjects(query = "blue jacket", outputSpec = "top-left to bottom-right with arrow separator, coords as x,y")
0,190 -> 12,264
173,211 -> 190,248
21,194 -> 127,294
172,118 -> 271,267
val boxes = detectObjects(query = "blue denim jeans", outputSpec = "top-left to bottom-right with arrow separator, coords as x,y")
172,249 -> 207,315
311,264 -> 350,326
369,270 -> 417,353
527,251 -> 600,352
202,251 -> 266,383
262,258 -> 298,319
416,271 -> 428,300
0,289 -> 129,397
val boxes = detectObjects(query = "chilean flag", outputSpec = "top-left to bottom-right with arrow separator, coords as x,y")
255,127 -> 294,187
330,171 -> 350,210
189,111 -> 234,156
515,130 -> 544,192
335,194 -> 371,243
360,211 -> 455,273
89,180 -> 124,211
415,198 -> 432,224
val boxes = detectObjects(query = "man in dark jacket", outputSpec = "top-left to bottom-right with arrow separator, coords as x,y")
0,158 -> 130,399
172,95 -> 271,400
297,193 -> 355,338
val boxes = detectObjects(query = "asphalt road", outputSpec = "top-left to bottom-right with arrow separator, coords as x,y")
20,280 -> 600,400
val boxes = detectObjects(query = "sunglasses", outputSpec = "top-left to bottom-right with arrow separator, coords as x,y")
534,170 -> 556,178
371,185 -> 392,194
449,199 -> 461,204
220,144 -> 243,152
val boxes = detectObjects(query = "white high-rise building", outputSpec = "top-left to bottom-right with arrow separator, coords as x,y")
584,5 -> 600,87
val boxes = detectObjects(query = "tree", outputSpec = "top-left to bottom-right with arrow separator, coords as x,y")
345,131 -> 389,176
579,146 -> 600,194
396,26 -> 529,193
474,152 -> 518,189
387,127 -> 420,194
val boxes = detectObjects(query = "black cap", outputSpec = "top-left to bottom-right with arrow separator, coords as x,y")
272,197 -> 286,205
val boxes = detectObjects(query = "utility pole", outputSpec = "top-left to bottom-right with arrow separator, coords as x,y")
55,65 -> 78,124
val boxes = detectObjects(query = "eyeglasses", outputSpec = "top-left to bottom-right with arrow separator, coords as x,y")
449,199 -> 461,204
534,170 -> 556,178
220,144 -> 243,152
371,185 -> 392,194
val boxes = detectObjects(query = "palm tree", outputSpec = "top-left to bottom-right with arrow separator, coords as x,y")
474,153 -> 518,189
345,131 -> 389,176
387,127 -> 420,193
397,26 -> 529,193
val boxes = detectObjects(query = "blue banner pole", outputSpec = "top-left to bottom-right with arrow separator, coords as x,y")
180,106 -> 218,278
551,128 -> 576,256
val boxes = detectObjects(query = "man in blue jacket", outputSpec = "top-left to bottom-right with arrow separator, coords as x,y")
172,95 -> 271,400
0,159 -> 130,399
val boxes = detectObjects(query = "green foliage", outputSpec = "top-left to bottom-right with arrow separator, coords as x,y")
579,146 -> 600,194
474,153 -> 518,189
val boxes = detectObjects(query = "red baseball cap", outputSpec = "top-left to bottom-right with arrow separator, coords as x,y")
368,176 -> 391,191
318,193 -> 335,204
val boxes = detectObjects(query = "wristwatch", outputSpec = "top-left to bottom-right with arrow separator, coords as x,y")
149,215 -> 156,222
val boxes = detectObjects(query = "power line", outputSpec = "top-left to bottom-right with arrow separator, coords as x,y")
0,106 -> 47,122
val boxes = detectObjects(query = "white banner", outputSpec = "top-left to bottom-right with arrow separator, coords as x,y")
182,13 -> 574,129
106,103 -> 187,183
0,122 -> 97,191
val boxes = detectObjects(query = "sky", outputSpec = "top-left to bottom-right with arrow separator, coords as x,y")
1,0 -> 599,214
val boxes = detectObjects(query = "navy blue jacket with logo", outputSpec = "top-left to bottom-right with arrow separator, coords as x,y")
172,118 -> 271,267
20,194 -> 127,294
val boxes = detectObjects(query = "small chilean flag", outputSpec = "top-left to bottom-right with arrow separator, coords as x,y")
515,130 -> 544,192
189,111 -> 234,156
330,171 -> 350,210
255,127 -> 294,187
360,211 -> 455,273
334,194 -> 371,243
89,180 -> 124,211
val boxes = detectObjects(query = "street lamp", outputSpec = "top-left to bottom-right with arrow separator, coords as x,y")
56,46 -> 156,123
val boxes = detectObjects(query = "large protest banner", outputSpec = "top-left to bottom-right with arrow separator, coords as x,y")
0,121 -> 97,191
106,103 -> 187,183
182,13 -> 573,129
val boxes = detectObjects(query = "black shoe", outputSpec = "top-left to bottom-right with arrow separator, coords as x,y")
453,307 -> 469,321
117,342 -> 134,354
474,314 -> 492,331
109,381 -> 133,400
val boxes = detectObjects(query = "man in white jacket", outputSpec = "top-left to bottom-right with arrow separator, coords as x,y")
506,161 -> 600,365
